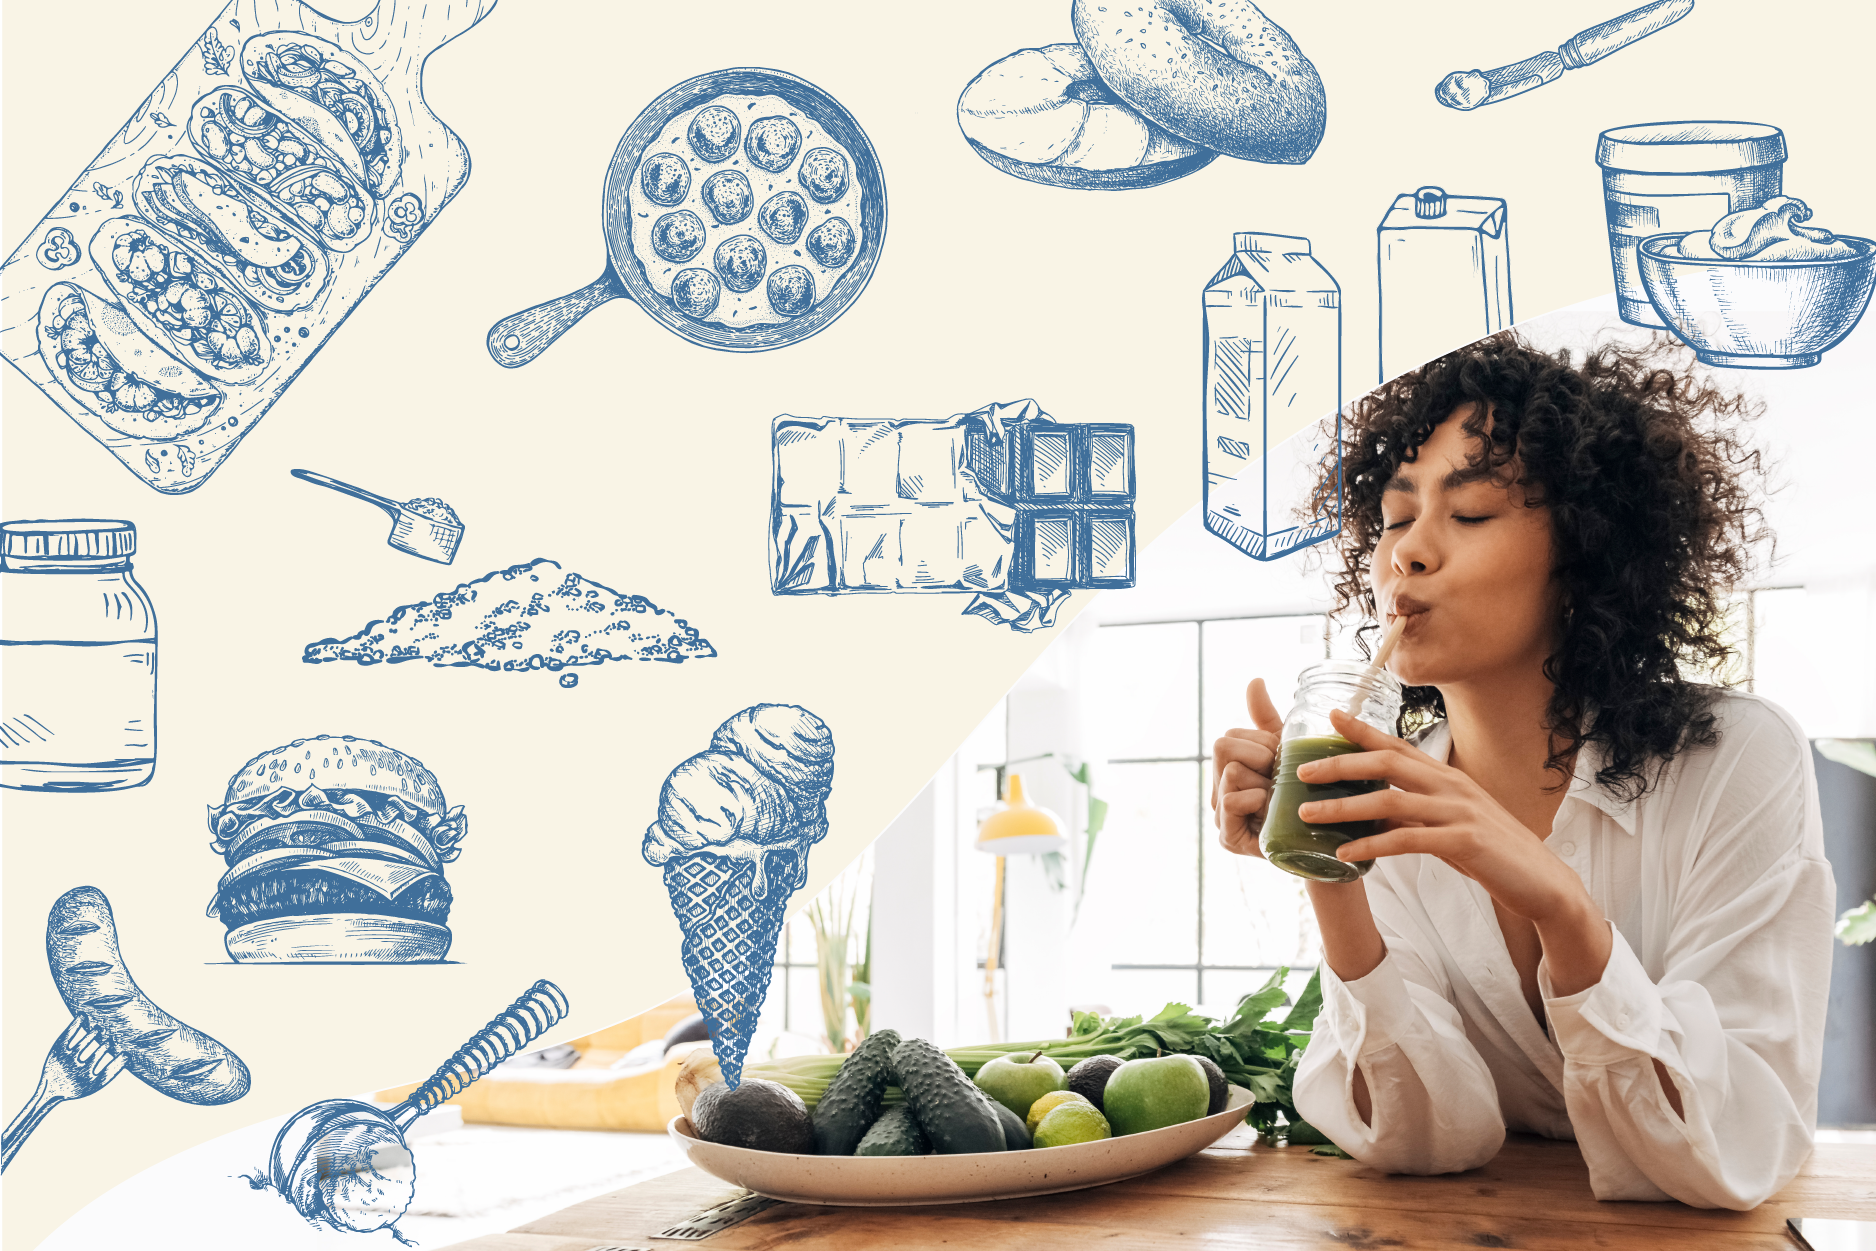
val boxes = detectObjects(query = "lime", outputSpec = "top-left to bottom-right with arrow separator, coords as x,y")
1025,1089 -> 1090,1135
1034,1102 -> 1112,1148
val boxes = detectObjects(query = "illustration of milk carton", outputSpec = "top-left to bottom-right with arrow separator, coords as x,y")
1202,233 -> 1342,562
1377,187 -> 1513,382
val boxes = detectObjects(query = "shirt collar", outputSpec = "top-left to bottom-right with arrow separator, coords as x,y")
1416,720 -> 1640,837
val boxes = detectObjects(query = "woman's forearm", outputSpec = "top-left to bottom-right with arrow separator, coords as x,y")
1306,879 -> 1387,982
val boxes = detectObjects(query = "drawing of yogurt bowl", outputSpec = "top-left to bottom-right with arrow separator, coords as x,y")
1637,231 -> 1876,369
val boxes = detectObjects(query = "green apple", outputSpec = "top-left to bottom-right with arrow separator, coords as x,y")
972,1052 -> 1065,1120
1101,1055 -> 1210,1135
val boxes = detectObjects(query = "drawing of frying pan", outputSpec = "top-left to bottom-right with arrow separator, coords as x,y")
487,68 -> 886,363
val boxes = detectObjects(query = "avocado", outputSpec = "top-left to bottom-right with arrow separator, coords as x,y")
811,1028 -> 902,1155
993,1100 -> 1031,1150
1064,1054 -> 1126,1113
691,1078 -> 815,1154
891,1037 -> 1006,1154
1193,1055 -> 1228,1116
853,1103 -> 930,1156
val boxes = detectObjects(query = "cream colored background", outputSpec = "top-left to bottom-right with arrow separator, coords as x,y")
5,0 -> 1873,1245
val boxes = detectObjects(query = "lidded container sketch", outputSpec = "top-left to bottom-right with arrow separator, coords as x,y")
1203,233 -> 1342,562
1596,122 -> 1785,327
1260,660 -> 1403,883
1,520 -> 156,791
1377,186 -> 1513,383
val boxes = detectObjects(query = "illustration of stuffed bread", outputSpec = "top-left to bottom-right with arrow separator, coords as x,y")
0,0 -> 496,494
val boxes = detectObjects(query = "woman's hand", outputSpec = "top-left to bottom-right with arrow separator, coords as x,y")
1298,708 -> 1598,930
1210,679 -> 1284,857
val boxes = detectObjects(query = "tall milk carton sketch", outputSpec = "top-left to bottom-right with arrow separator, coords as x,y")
1377,187 -> 1513,383
1202,234 -> 1342,562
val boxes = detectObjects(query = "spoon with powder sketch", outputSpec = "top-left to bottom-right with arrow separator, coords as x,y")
290,469 -> 463,565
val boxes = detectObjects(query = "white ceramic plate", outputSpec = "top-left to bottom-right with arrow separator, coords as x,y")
666,1085 -> 1253,1206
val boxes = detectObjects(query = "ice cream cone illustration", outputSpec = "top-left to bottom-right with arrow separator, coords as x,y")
643,705 -> 835,1087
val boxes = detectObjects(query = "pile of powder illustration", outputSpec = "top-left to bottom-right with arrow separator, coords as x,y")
303,558 -> 715,673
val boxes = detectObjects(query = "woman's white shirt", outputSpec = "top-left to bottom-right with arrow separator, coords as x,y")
1291,690 -> 1837,1208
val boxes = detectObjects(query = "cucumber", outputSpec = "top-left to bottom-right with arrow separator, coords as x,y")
854,1103 -> 930,1156
891,1037 -> 1006,1155
811,1028 -> 902,1155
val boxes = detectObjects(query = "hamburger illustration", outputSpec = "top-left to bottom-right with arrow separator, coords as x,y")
206,736 -> 467,963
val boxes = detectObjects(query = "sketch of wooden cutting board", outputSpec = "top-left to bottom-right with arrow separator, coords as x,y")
0,0 -> 495,493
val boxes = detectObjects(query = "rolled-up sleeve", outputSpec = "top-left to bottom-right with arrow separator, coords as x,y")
1294,878 -> 1506,1173
1539,833 -> 1835,1207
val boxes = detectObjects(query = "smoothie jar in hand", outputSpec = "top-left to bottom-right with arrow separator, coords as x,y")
1261,661 -> 1402,882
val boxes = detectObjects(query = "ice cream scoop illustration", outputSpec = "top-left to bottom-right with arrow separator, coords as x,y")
643,704 -> 835,1087
260,979 -> 567,1240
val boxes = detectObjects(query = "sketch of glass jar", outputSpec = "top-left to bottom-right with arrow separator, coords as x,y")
1,520 -> 157,792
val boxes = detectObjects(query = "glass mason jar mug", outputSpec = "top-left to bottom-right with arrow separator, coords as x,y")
1259,660 -> 1403,882
0,520 -> 157,792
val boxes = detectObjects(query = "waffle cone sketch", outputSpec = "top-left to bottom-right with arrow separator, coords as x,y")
643,705 -> 835,1087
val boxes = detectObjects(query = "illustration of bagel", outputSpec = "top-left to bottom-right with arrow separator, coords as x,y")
46,886 -> 251,1105
133,154 -> 332,314
958,0 -> 1326,189
35,282 -> 225,442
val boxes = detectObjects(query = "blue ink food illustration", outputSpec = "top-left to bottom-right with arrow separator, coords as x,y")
258,979 -> 567,1239
1202,235 -> 1342,562
488,68 -> 886,364
958,0 -> 1325,190
1595,121 -> 1874,369
771,400 -> 1136,633
1594,121 -> 1787,329
1377,187 -> 1513,384
1,520 -> 158,793
2,887 -> 250,1171
1638,196 -> 1874,369
0,0 -> 497,492
643,705 -> 835,1088
207,736 -> 468,963
303,558 -> 714,676
290,468 -> 463,564
1434,0 -> 1695,111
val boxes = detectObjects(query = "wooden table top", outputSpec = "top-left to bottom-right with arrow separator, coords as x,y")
437,1128 -> 1876,1250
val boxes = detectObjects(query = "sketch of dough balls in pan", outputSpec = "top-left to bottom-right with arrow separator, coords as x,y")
640,152 -> 692,206
701,170 -> 754,225
671,268 -> 722,320
37,282 -> 224,440
768,265 -> 817,317
554,67 -> 887,355
746,116 -> 803,172
652,210 -> 708,263
758,192 -> 810,245
797,148 -> 850,204
805,218 -> 857,269
688,105 -> 742,162
713,235 -> 768,293
958,44 -> 1216,190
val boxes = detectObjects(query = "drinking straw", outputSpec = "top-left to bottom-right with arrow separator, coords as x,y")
1343,613 -> 1409,718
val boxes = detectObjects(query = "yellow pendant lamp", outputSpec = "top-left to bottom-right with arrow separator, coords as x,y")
976,773 -> 1068,1040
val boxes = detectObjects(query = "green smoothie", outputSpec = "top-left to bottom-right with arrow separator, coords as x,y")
1260,735 -> 1383,882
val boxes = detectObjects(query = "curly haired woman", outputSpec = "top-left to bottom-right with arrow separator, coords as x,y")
1211,332 -> 1837,1207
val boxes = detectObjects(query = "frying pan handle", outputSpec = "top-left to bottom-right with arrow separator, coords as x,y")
486,274 -> 627,368
290,469 -> 400,516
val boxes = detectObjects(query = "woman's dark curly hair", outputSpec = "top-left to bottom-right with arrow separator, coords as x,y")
1307,331 -> 1772,801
